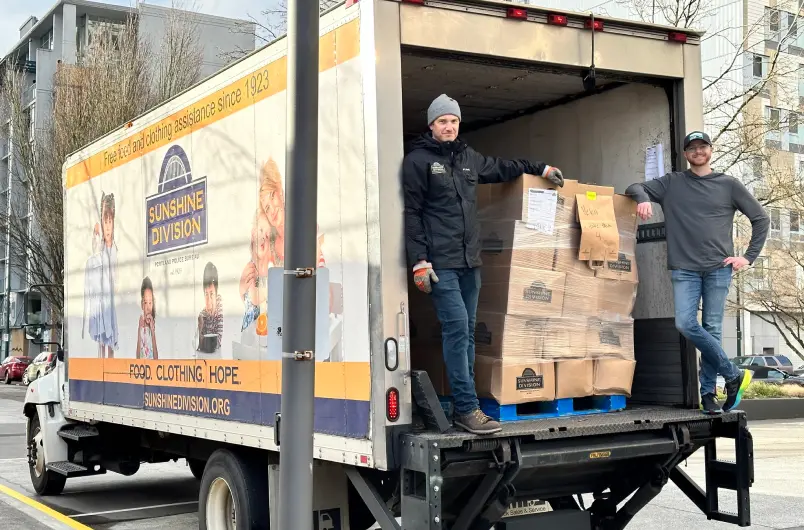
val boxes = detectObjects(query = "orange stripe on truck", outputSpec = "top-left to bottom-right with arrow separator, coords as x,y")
65,18 -> 360,189
69,358 -> 371,401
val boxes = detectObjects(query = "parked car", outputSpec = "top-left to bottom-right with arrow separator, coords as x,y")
0,356 -> 32,384
747,366 -> 804,387
733,355 -> 797,374
22,352 -> 56,385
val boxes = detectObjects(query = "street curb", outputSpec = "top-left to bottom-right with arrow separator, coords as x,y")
736,398 -> 804,421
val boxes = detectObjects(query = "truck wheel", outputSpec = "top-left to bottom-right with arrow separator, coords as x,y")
199,449 -> 268,530
188,458 -> 205,480
27,413 -> 66,496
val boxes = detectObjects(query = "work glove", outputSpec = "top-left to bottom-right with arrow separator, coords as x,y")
413,261 -> 439,294
542,165 -> 564,187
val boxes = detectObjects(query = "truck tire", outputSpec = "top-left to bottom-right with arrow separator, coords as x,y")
27,413 -> 66,496
188,458 -> 205,480
199,449 -> 268,530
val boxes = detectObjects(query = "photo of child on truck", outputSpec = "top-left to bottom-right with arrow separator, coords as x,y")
197,261 -> 223,353
240,210 -> 271,333
82,192 -> 119,359
136,276 -> 159,360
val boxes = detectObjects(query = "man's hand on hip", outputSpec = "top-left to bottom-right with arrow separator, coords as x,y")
637,202 -> 653,220
723,256 -> 750,271
413,261 -> 439,293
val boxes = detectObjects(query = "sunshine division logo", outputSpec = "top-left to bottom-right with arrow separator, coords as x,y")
146,145 -> 209,256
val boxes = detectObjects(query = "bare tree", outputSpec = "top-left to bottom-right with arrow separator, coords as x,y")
149,0 -> 203,104
219,0 -> 341,61
614,0 -> 804,360
0,8 -> 203,323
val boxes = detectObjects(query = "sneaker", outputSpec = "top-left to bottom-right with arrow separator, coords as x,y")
723,369 -> 752,412
700,393 -> 722,415
454,409 -> 502,435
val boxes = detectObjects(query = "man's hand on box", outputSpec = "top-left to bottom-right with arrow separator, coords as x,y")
637,202 -> 653,220
543,166 -> 564,187
413,261 -> 439,294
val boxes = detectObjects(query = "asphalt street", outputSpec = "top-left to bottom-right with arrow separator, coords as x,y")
0,382 -> 800,529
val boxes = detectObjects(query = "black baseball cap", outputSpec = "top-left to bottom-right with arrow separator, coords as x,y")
683,131 -> 712,150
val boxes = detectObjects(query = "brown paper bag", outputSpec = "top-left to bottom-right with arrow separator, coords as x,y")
575,192 -> 620,263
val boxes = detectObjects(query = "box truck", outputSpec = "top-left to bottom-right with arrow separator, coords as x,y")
23,0 -> 754,528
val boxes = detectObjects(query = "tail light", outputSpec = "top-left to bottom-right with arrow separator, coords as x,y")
668,31 -> 688,43
506,7 -> 528,20
585,19 -> 604,31
386,388 -> 400,422
547,14 -> 568,26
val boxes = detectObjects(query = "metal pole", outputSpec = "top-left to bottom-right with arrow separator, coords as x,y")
278,0 -> 318,527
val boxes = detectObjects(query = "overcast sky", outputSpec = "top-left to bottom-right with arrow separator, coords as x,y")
0,0 -> 268,54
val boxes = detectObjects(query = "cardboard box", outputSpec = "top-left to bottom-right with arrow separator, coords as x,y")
613,194 -> 638,237
479,220 -> 557,270
554,227 -> 596,278
479,266 -> 565,318
475,312 -> 585,360
599,278 -> 638,316
477,177 -> 614,229
593,358 -> 636,396
555,360 -> 595,399
562,273 -> 602,318
475,356 -> 556,404
575,192 -> 620,263
586,317 -> 635,360
595,234 -> 637,282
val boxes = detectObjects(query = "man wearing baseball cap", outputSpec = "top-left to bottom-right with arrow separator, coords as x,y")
402,94 -> 564,435
625,131 -> 769,415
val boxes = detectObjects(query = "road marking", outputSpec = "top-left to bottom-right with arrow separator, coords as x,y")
70,500 -> 198,517
0,484 -> 92,529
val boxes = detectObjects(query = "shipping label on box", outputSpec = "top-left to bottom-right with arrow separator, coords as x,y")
475,356 -> 556,404
576,192 -> 620,263
479,220 -> 557,270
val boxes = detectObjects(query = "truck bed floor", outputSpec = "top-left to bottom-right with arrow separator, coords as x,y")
410,406 -> 742,447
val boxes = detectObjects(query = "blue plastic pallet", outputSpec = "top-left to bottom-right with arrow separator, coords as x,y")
478,395 -> 627,422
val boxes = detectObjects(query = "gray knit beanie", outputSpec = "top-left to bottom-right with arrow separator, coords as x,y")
427,94 -> 461,125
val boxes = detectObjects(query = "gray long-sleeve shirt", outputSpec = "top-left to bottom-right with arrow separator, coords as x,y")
625,170 -> 769,271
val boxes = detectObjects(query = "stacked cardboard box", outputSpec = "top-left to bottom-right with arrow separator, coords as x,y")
408,175 -> 638,407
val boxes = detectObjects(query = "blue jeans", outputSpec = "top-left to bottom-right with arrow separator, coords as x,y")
430,267 -> 481,415
671,266 -> 741,396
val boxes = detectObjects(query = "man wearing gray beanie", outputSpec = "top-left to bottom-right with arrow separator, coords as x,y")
403,93 -> 564,435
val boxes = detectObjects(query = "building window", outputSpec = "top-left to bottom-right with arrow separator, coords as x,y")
766,106 -> 781,142
751,156 -> 762,178
791,211 -> 802,241
767,7 -> 780,39
770,208 -> 781,235
39,29 -> 53,50
752,53 -> 767,79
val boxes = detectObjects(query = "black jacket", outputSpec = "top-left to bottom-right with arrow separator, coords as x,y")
403,133 -> 547,269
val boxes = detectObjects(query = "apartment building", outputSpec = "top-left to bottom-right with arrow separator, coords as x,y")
0,0 -> 255,359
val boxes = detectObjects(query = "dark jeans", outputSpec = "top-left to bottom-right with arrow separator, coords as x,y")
671,266 -> 741,396
430,267 -> 481,415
